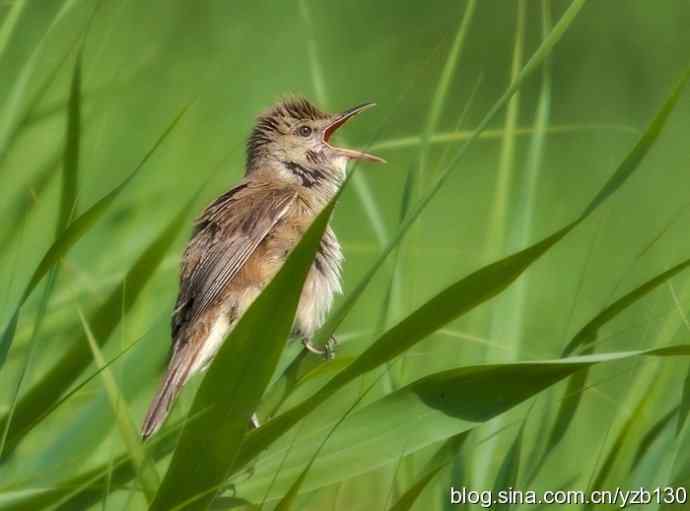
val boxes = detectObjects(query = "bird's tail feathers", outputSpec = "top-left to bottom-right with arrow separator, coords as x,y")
140,345 -> 196,440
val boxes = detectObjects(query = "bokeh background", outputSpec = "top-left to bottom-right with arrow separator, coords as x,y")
1,0 -> 690,509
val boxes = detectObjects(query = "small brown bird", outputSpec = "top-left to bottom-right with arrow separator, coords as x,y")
140,97 -> 384,439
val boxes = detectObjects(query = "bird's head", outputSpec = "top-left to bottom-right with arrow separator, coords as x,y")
246,97 -> 384,186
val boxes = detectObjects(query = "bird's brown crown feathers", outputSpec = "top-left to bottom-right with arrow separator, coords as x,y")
246,97 -> 328,170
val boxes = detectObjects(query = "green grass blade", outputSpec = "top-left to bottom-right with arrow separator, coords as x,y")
385,433 -> 468,511
580,65 -> 690,218
299,0 -> 388,247
149,185 -> 341,511
0,173 -> 195,456
56,53 -> 82,233
484,0 -> 526,259
0,0 -> 26,63
12,345 -> 690,510
0,55 -> 83,458
0,0 -> 82,163
273,373 -> 380,511
416,0 -> 476,189
563,255 -> 690,356
232,346 -> 690,501
492,419 -> 525,511
78,308 -> 159,504
0,106 -> 187,369
312,0 -> 589,349
631,405 -> 678,470
678,367 -> 690,436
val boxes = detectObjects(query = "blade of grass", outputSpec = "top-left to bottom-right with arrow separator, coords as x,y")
78,308 -> 159,504
299,0 -> 388,247
311,0 -> 591,351
492,419 -> 526,511
149,181 -> 343,511
0,56 -> 82,458
0,0 -> 25,63
484,0 -> 526,262
0,182 -> 198,457
15,345 -> 690,511
0,0 -> 84,163
369,123 -> 639,152
385,432 -> 469,511
416,0 -> 476,191
272,372 -> 383,511
0,105 -> 187,369
233,346 -> 690,501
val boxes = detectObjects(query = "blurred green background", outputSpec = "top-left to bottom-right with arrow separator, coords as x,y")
1,0 -> 690,509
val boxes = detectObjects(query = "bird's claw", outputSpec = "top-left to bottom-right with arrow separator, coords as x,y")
303,336 -> 337,360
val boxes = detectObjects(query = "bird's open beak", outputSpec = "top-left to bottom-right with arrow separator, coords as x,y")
323,103 -> 386,163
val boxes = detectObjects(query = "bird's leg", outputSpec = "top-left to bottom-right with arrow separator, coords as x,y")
302,335 -> 337,360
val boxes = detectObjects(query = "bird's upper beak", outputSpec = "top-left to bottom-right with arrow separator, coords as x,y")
322,103 -> 386,163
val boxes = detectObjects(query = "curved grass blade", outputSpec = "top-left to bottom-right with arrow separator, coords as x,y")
299,0 -> 388,247
493,418 -> 526,511
0,106 -> 187,369
385,432 -> 469,511
233,346 -> 690,501
563,255 -> 690,356
56,54 -> 81,233
11,345 -> 690,511
312,0 -> 588,350
149,186 -> 341,511
0,157 -> 194,457
273,372 -> 382,511
0,0 -> 85,163
0,55 -> 82,458
631,405 -> 678,470
416,0 -> 476,189
78,308 -> 159,504
369,124 -> 639,153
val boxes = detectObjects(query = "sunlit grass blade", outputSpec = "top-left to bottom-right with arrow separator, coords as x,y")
563,255 -> 690,356
631,405 -> 678,470
385,432 -> 469,511
415,0 -> 476,190
0,152 -> 195,457
585,377 -> 659,508
56,53 -> 81,233
678,367 -> 690,436
484,0 -> 526,259
492,419 -> 525,511
273,373 -> 381,511
311,0 -> 589,351
0,55 -> 82,458
0,0 -> 25,63
299,0 -> 388,247
149,184 -> 342,511
369,123 -> 639,153
78,308 -> 159,504
232,346 -> 690,501
0,106 -> 187,369
0,0 -> 85,163
11,345 -> 690,510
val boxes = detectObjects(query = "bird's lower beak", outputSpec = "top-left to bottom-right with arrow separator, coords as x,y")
323,103 -> 386,163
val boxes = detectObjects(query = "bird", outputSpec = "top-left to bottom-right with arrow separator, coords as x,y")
140,97 -> 384,439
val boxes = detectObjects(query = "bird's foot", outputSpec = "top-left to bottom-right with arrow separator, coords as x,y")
302,335 -> 337,360
249,412 -> 260,429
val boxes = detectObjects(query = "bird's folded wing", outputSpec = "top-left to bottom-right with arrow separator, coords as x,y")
172,181 -> 297,340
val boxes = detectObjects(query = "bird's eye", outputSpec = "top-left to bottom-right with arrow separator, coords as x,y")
298,125 -> 312,137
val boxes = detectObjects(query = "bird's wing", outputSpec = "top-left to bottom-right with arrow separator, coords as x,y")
171,180 -> 297,344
